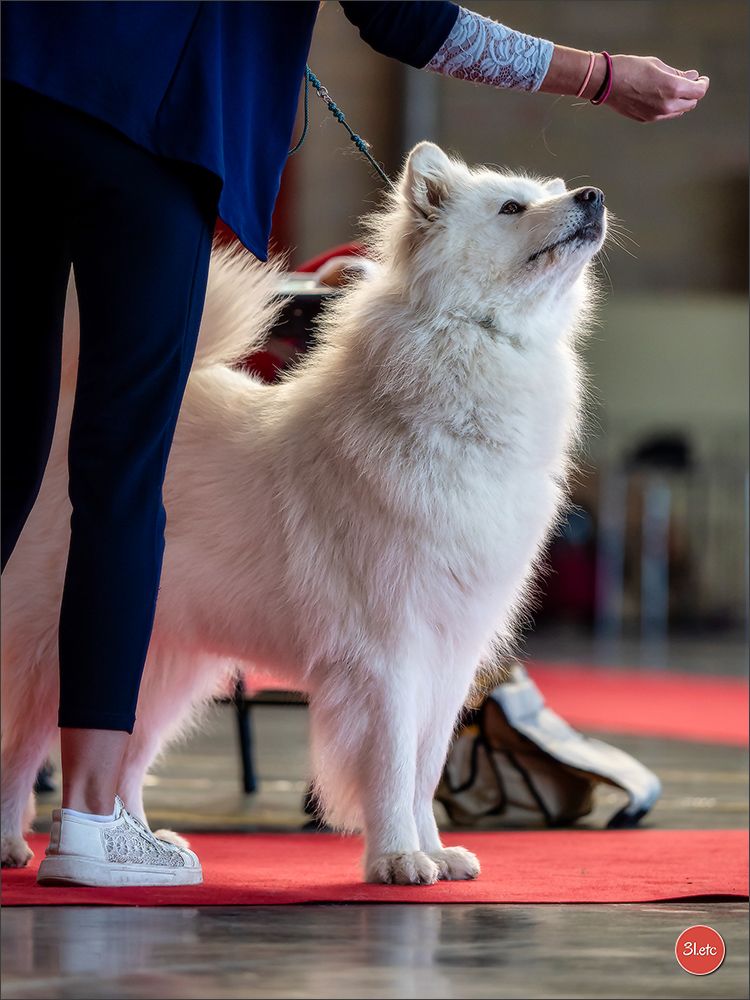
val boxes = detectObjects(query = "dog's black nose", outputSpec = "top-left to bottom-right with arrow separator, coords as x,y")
574,187 -> 605,210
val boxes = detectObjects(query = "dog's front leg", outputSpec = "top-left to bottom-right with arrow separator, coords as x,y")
413,677 -> 481,881
359,681 -> 440,886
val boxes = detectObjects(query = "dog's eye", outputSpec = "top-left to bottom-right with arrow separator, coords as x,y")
499,200 -> 524,215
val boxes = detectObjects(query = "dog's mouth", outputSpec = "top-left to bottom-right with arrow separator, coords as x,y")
528,221 -> 603,263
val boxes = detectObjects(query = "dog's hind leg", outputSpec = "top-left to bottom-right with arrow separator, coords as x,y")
1,656 -> 59,867
117,647 -> 232,845
413,667 -> 480,881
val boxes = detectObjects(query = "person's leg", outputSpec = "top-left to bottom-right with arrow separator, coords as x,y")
47,102 -> 218,814
59,731 -> 130,815
1,84 -> 72,571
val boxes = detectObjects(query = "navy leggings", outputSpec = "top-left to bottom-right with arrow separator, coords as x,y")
1,83 -> 219,733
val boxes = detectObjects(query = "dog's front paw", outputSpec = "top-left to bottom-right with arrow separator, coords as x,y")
153,829 -> 191,851
428,846 -> 480,881
1,834 -> 33,868
366,851 -> 440,885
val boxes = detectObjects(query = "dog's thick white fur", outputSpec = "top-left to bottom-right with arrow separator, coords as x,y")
1,143 -> 605,883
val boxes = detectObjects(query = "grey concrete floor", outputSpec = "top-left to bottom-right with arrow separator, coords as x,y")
2,636 -> 748,1000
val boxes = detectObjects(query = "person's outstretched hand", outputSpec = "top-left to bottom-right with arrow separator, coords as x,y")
608,55 -> 709,122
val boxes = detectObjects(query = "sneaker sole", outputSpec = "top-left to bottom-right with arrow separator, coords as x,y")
37,856 -> 203,887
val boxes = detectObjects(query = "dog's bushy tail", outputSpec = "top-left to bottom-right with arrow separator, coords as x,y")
191,243 -> 285,370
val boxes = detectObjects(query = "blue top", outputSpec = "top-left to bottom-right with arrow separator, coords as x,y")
1,1 -> 459,259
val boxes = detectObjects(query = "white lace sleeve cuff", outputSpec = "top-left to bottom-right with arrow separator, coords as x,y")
426,6 -> 554,93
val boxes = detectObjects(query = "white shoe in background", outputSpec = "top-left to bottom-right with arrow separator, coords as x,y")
37,796 -> 202,887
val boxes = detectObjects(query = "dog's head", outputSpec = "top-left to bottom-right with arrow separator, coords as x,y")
369,142 -> 606,318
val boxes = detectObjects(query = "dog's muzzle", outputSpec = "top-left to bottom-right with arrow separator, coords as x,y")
528,189 -> 606,263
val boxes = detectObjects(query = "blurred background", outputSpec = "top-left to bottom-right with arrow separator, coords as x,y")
252,0 -> 749,656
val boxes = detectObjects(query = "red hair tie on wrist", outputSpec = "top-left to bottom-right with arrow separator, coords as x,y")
590,52 -> 614,105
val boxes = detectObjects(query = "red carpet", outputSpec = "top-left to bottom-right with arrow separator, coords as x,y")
526,663 -> 749,746
3,829 -> 747,906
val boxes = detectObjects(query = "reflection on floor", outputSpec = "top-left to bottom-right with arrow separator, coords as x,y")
4,903 -> 749,1000
3,636 -> 748,999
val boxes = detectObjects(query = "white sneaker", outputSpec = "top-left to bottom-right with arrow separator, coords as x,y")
37,796 -> 202,887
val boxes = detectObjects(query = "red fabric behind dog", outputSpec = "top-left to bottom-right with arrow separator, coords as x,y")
238,664 -> 749,747
526,663 -> 749,747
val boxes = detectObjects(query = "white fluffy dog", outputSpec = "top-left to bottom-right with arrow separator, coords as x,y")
1,142 -> 605,884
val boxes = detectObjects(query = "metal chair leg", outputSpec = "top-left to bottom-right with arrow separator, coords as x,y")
234,676 -> 257,794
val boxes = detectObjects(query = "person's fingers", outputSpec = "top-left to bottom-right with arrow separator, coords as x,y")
650,101 -> 698,122
666,68 -> 700,80
653,58 -> 701,81
650,112 -> 687,122
662,98 -> 699,117
650,56 -> 673,72
670,74 -> 710,99
669,67 -> 699,79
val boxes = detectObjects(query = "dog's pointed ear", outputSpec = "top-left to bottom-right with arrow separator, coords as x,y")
402,142 -> 453,221
546,177 -> 567,196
